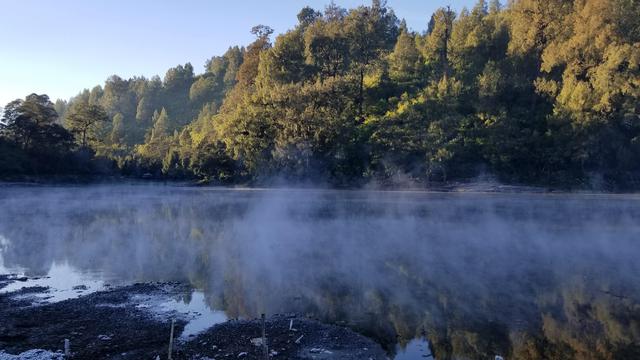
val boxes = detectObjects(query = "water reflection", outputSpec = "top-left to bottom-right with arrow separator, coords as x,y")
0,262 -> 106,303
0,186 -> 639,359
394,339 -> 434,359
133,290 -> 228,340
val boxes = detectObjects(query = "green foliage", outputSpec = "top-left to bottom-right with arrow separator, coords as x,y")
135,108 -> 173,170
388,26 -> 424,89
420,7 -> 456,79
66,102 -> 109,147
0,94 -> 77,176
236,27 -> 273,88
6,0 -> 640,188
1,94 -> 72,152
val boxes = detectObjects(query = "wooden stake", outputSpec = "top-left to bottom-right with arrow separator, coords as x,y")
168,319 -> 175,360
64,339 -> 70,357
261,314 -> 268,359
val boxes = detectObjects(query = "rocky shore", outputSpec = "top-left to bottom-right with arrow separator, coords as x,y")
0,276 -> 388,360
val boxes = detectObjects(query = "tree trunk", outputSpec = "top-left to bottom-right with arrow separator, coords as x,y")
358,67 -> 365,121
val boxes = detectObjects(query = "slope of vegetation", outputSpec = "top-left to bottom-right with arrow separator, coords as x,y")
1,0 -> 639,188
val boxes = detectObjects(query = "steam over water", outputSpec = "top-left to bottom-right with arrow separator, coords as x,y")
1,185 -> 640,359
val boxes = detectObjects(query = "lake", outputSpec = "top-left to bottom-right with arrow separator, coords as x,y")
1,185 -> 639,359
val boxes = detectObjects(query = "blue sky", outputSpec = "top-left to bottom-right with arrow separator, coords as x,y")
0,0 -> 477,105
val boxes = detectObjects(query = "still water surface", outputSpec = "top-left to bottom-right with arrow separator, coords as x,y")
0,186 -> 639,359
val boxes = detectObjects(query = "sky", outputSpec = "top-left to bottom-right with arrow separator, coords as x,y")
0,0 -> 476,106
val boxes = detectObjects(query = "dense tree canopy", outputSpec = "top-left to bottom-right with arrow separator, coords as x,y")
0,94 -> 76,175
66,102 -> 109,148
2,0 -> 639,188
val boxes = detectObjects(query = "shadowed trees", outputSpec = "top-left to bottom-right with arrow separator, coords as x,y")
2,0 -> 639,188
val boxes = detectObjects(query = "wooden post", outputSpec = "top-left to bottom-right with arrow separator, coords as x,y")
64,339 -> 70,357
168,319 -> 175,360
261,314 -> 268,359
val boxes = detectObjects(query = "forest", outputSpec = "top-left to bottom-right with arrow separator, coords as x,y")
1,0 -> 639,188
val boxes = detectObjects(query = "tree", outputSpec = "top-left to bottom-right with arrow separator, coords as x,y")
388,25 -> 424,89
0,94 -> 74,175
256,28 -> 309,86
303,18 -> 351,81
150,108 -> 170,140
236,26 -> 273,88
4,0 -> 638,188
100,75 -> 136,119
421,7 -> 456,79
343,1 -> 398,118
1,94 -> 65,150
488,0 -> 501,14
324,1 -> 347,21
251,25 -> 274,39
222,47 -> 244,91
507,0 -> 571,70
189,76 -> 218,105
162,63 -> 195,128
298,6 -> 321,27
54,99 -> 68,123
67,103 -> 109,147
535,0 -> 640,178
134,108 -> 174,170
110,113 -> 126,145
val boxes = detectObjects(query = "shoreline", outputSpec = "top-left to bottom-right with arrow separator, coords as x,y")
0,276 -> 390,360
2,179 -> 640,196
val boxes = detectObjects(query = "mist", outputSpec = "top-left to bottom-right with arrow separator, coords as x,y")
1,185 -> 639,358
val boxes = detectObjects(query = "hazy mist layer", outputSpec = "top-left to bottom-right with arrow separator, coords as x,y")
1,186 -> 639,358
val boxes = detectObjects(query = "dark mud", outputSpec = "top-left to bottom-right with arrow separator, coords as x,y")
0,279 -> 388,360
1,282 -> 188,359
179,315 -> 388,360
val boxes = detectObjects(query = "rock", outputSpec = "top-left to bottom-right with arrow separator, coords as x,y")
0,349 -> 65,359
309,348 -> 333,355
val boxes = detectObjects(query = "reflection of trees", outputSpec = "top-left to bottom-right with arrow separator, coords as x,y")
535,277 -> 640,360
0,188 -> 639,359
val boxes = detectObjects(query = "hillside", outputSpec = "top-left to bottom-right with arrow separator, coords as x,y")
1,0 -> 639,189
